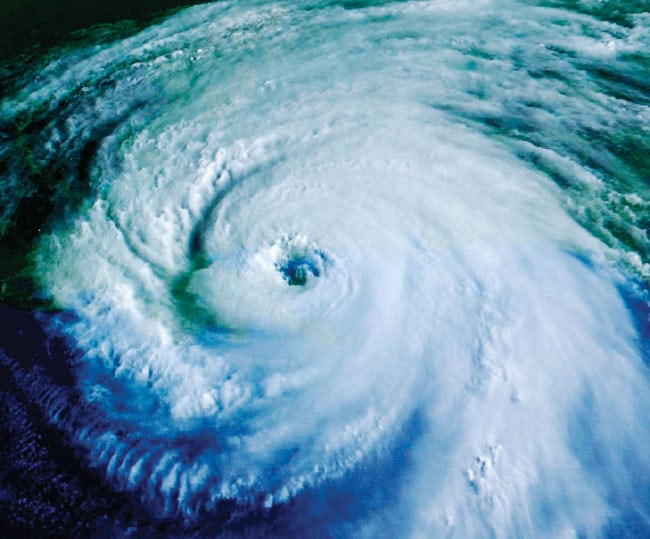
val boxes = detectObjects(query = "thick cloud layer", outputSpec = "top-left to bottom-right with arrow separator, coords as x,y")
1,1 -> 649,536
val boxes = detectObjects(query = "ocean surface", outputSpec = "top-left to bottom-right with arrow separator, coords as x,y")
0,1 -> 649,537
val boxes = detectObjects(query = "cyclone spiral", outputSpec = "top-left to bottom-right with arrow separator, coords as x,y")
1,1 -> 649,537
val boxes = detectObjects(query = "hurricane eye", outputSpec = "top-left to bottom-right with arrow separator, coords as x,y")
277,255 -> 322,286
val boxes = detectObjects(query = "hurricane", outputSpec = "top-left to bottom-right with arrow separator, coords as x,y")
1,0 -> 649,537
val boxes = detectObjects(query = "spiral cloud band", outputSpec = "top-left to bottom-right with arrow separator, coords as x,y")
1,0 -> 649,536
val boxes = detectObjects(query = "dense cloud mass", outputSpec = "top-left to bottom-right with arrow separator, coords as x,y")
1,1 -> 649,536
